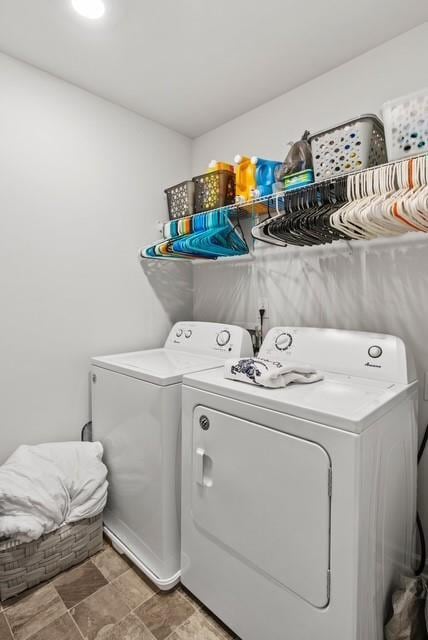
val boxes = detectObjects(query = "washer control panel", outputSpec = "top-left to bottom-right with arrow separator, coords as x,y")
259,326 -> 415,384
165,322 -> 252,359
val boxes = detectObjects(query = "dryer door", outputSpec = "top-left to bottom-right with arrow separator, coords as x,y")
192,406 -> 331,608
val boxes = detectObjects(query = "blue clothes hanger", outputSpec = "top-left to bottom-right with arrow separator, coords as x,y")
143,208 -> 248,260
173,223 -> 247,258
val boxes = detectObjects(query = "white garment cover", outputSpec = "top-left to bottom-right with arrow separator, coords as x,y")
225,357 -> 323,388
0,442 -> 108,542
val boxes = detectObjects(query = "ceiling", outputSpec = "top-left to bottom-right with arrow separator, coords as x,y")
0,1 -> 426,137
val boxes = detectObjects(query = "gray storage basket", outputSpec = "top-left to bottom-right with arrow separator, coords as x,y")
308,114 -> 387,182
0,514 -> 103,602
165,180 -> 195,220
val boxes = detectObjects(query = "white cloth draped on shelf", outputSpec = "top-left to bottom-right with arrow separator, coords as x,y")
0,441 -> 108,543
225,357 -> 323,388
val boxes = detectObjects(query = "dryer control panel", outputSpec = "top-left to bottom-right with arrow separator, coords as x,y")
165,322 -> 253,359
260,326 -> 416,385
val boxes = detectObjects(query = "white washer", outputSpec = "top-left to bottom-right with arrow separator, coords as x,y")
181,327 -> 418,640
91,321 -> 252,590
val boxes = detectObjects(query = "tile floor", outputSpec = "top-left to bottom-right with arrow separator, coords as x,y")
0,541 -> 238,640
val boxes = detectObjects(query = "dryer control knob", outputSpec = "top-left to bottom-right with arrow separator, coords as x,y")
176,329 -> 183,337
217,330 -> 231,347
368,345 -> 382,358
275,332 -> 293,351
185,330 -> 192,338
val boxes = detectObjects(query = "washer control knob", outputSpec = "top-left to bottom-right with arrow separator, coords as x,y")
176,328 -> 183,337
185,330 -> 192,339
216,330 -> 231,347
275,332 -> 293,351
368,345 -> 382,359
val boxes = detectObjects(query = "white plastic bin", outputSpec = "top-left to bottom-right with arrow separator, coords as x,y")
382,88 -> 428,161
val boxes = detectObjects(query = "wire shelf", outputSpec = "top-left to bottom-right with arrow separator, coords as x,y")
140,152 -> 428,261
163,152 -> 428,229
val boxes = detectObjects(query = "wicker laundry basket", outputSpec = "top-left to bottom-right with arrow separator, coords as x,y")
0,514 -> 103,602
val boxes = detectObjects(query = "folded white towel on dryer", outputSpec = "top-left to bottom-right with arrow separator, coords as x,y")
224,358 -> 323,389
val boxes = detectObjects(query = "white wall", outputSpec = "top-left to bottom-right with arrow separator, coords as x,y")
191,23 -> 428,549
0,53 -> 192,462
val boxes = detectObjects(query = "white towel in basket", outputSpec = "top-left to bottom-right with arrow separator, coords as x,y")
0,442 -> 108,542
225,358 -> 323,388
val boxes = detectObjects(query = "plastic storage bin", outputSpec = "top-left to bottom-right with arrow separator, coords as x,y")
308,115 -> 386,182
193,170 -> 235,212
165,180 -> 195,220
382,88 -> 428,161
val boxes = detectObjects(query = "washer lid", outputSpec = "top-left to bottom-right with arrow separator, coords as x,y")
183,367 -> 417,433
91,348 -> 224,386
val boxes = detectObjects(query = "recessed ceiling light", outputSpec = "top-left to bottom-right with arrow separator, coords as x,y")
71,0 -> 105,19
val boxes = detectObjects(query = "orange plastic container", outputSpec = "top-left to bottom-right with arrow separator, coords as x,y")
234,155 -> 256,202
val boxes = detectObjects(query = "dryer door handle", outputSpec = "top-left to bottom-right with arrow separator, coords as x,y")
195,448 -> 206,486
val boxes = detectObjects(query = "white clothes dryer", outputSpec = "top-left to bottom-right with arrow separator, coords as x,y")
91,321 -> 252,590
181,327 -> 418,640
